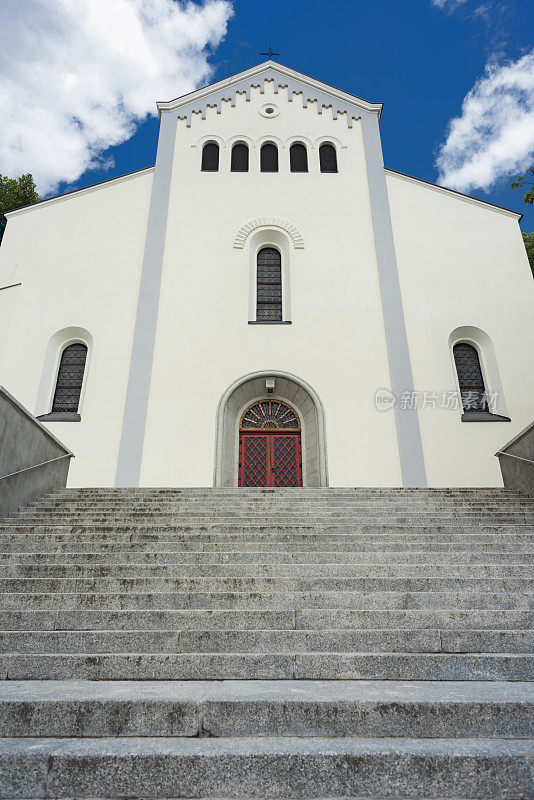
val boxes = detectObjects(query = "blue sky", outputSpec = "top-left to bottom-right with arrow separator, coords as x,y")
3,0 -> 533,230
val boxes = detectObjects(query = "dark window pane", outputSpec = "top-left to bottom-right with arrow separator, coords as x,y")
257,247 -> 282,320
453,342 -> 488,412
231,143 -> 249,172
319,143 -> 338,173
241,400 -> 300,429
52,344 -> 88,413
290,143 -> 308,172
201,142 -> 219,171
261,143 -> 278,172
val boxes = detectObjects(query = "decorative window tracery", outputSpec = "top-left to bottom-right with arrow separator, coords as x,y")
453,342 -> 488,412
52,343 -> 88,413
240,400 -> 300,430
256,247 -> 282,320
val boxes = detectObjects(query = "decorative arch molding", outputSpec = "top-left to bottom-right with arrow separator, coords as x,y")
234,218 -> 305,250
448,325 -> 509,418
35,326 -> 93,418
214,370 -> 328,487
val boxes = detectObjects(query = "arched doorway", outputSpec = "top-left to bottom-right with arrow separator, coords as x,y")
238,399 -> 303,487
214,370 -> 328,488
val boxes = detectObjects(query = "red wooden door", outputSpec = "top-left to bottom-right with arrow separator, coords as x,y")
239,431 -> 303,487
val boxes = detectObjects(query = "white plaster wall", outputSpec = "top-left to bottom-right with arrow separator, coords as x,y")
141,83 -> 402,487
0,171 -> 153,486
387,171 -> 534,486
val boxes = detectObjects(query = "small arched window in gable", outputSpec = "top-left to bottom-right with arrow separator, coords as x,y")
201,142 -> 219,172
319,143 -> 338,173
52,343 -> 88,413
261,142 -> 278,172
231,143 -> 249,172
290,142 -> 308,172
256,247 -> 282,321
453,342 -> 488,413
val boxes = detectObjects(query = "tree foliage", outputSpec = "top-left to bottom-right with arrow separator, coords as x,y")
0,174 -> 40,244
511,166 -> 534,278
522,232 -> 534,278
511,165 -> 534,205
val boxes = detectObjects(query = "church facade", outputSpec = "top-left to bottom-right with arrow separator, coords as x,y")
1,61 -> 533,489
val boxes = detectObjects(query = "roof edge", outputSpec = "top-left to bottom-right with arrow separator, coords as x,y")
157,60 -> 383,118
385,168 -> 523,220
5,165 -> 155,218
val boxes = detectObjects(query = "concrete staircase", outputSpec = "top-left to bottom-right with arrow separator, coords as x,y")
0,487 -> 533,798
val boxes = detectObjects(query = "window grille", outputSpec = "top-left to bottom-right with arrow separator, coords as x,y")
453,342 -> 488,412
290,143 -> 308,172
52,343 -> 88,413
240,400 -> 300,429
256,247 -> 282,321
201,142 -> 219,171
319,143 -> 338,173
260,142 -> 278,172
231,143 -> 249,172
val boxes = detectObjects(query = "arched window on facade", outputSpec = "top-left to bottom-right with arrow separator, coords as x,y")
453,342 -> 488,413
201,142 -> 219,171
256,247 -> 282,321
52,343 -> 88,414
260,142 -> 278,172
290,142 -> 308,172
319,143 -> 338,173
231,143 -> 249,172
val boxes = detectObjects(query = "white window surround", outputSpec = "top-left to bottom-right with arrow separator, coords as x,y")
35,327 -> 93,418
248,230 -> 291,323
448,325 -> 509,418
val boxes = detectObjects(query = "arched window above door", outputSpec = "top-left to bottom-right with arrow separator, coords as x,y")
240,400 -> 300,429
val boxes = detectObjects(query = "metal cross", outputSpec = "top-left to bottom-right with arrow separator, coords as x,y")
261,49 -> 280,59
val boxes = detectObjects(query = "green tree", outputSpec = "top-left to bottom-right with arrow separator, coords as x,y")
0,174 -> 40,245
511,166 -> 534,277
523,232 -> 534,278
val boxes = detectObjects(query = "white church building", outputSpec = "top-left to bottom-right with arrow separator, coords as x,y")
1,60 -> 533,489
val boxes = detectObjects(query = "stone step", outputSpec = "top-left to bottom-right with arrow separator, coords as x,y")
0,628 -> 531,655
2,562 -> 530,579
20,500 -> 534,512
1,533 -> 533,554
1,680 -> 532,739
2,576 -> 532,594
1,608 -> 531,631
2,651 -> 533,680
2,590 -> 532,611
2,548 -> 533,565
2,734 -> 533,799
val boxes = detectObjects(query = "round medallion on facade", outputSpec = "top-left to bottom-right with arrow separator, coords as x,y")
259,103 -> 280,118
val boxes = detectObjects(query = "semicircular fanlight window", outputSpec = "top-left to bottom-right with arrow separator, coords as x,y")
240,400 -> 300,430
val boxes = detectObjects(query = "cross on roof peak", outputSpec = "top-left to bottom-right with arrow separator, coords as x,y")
260,49 -> 280,60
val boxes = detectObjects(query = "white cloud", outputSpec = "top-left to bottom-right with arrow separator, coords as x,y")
431,0 -> 468,8
436,50 -> 534,192
0,0 -> 233,195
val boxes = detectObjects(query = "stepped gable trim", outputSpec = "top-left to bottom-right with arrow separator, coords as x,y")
385,168 -> 522,220
5,166 -> 155,217
157,61 -> 383,128
234,218 -> 305,249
